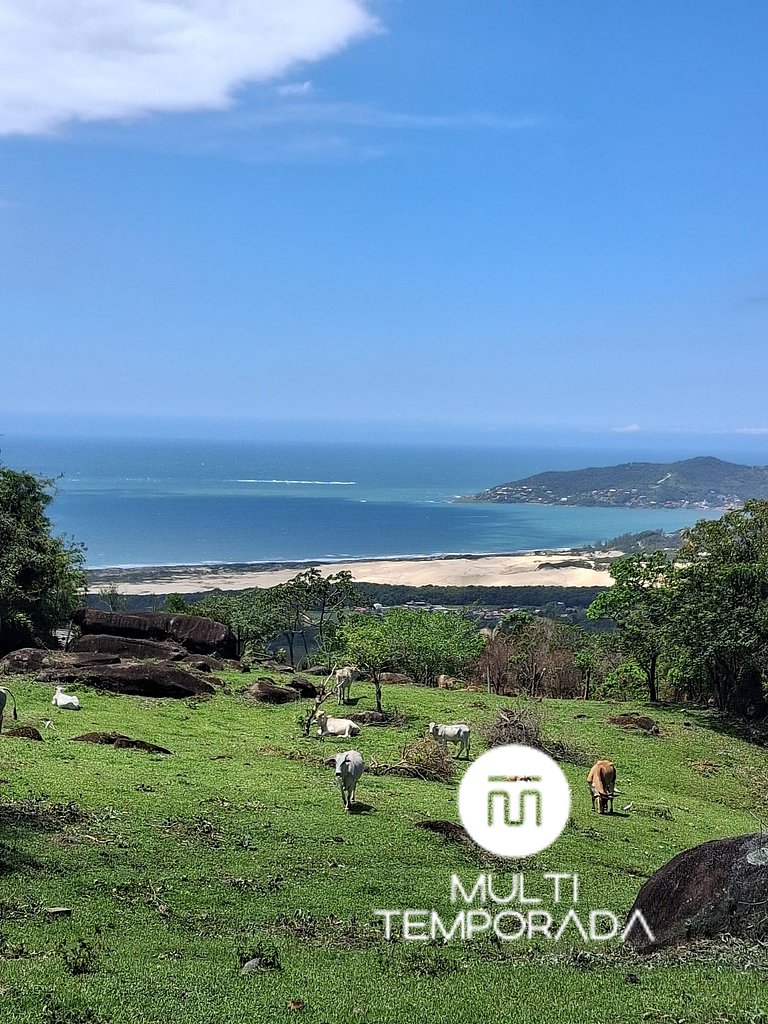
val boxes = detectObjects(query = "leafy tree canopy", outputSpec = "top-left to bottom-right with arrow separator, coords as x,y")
0,465 -> 86,654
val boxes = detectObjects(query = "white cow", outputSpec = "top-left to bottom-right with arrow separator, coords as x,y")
428,721 -> 471,759
334,665 -> 359,705
316,711 -> 360,739
333,749 -> 366,811
52,686 -> 81,711
0,687 -> 18,732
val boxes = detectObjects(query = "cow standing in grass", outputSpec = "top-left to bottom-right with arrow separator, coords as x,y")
0,687 -> 18,732
428,722 -> 471,759
334,665 -> 358,705
333,750 -> 366,811
587,760 -> 617,814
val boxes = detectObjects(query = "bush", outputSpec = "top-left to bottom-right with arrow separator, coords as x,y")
594,661 -> 647,701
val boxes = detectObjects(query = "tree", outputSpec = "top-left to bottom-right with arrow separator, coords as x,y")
195,591 -> 282,658
0,466 -> 86,655
270,569 -> 356,667
98,584 -> 127,612
666,501 -> 768,713
587,551 -> 675,701
340,614 -> 393,712
165,593 -> 190,613
310,569 -> 356,661
382,608 -> 485,688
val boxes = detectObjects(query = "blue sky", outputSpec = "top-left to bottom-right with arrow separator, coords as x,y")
1,1 -> 767,441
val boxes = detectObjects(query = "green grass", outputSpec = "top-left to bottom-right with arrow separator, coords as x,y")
1,675 -> 767,1023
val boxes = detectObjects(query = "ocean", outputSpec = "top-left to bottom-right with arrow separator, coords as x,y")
1,435 -> 740,569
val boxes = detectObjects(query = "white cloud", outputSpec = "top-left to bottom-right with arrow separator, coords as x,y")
611,423 -> 641,433
734,427 -> 768,435
276,81 -> 314,97
0,0 -> 378,136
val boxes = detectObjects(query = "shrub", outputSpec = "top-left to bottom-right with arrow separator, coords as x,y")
595,661 -> 647,701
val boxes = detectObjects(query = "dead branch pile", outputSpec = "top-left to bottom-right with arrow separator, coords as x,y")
368,739 -> 455,783
480,705 -> 591,766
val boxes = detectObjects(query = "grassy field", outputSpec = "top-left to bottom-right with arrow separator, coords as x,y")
1,673 -> 767,1024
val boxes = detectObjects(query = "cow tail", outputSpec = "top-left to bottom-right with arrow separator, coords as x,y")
9,691 -> 18,720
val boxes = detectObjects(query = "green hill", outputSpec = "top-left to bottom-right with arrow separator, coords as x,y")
2,672 -> 767,1023
463,456 -> 768,509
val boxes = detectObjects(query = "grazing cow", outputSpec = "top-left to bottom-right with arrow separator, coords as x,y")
52,686 -> 81,711
437,674 -> 459,690
587,760 -> 617,814
428,721 -> 471,759
0,687 -> 18,733
316,711 -> 360,739
334,665 -> 358,705
333,749 -> 366,811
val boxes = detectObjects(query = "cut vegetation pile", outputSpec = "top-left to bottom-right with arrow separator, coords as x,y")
369,738 -> 455,782
479,703 -> 592,765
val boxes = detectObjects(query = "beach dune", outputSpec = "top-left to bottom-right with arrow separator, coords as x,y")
87,551 -> 613,596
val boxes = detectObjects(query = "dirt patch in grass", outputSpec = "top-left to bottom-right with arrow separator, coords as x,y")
0,798 -> 88,831
72,732 -> 172,755
266,910 -> 382,948
3,726 -> 44,741
347,709 -> 408,727
415,819 -> 472,844
259,744 -> 327,767
607,712 -> 660,735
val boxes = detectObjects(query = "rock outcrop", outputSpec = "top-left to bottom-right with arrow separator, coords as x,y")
246,679 -> 301,704
37,662 -> 215,699
72,608 -> 235,657
69,634 -> 186,661
0,649 -> 120,675
626,833 -> 768,951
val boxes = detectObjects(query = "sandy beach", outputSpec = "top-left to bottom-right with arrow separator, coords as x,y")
87,551 -> 614,595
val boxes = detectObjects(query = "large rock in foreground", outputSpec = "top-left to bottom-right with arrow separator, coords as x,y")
626,833 -> 768,951
72,609 -> 235,657
69,634 -> 187,661
38,661 -> 215,699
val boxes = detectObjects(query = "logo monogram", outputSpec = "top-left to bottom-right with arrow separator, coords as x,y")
458,746 -> 570,858
486,780 -> 542,828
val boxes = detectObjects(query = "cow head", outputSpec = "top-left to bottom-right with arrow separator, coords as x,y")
427,722 -> 438,737
334,753 -> 350,778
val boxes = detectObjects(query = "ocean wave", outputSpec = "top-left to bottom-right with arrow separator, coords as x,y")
232,478 -> 356,485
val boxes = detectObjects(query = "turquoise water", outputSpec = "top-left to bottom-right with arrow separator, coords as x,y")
2,436 -> 729,568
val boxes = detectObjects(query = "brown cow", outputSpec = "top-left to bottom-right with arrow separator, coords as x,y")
587,760 -> 617,814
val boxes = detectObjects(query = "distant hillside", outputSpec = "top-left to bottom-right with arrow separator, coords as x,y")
462,456 -> 768,509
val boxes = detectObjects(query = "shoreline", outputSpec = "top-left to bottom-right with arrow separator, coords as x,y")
86,547 -> 616,595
